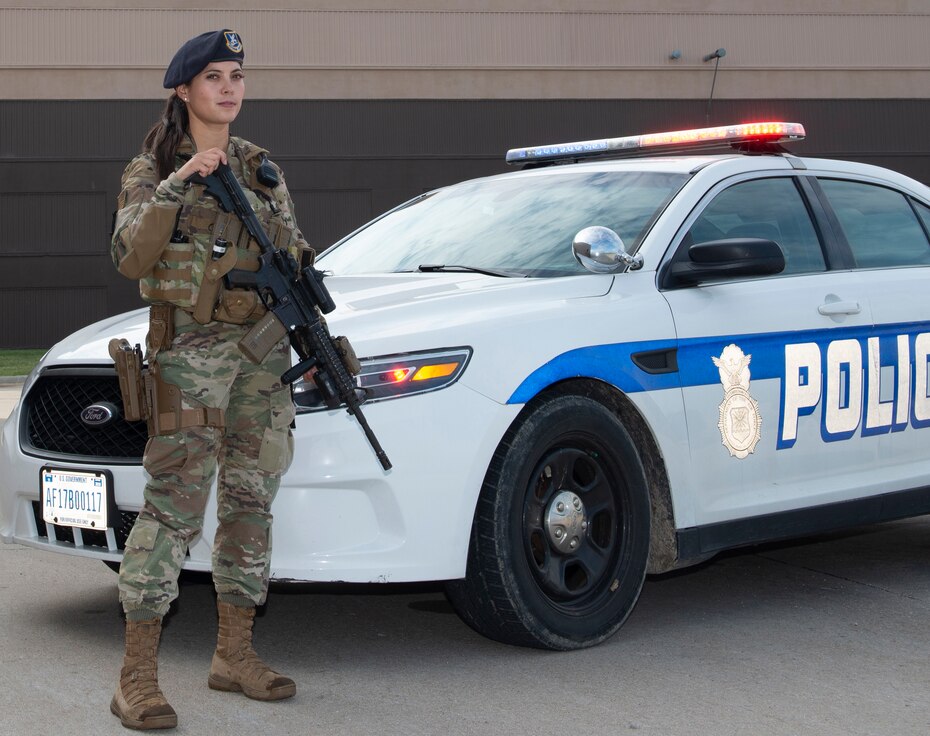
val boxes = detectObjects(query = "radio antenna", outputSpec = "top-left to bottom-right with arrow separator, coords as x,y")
703,48 -> 727,125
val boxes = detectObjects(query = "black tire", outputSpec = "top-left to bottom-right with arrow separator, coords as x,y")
446,393 -> 651,650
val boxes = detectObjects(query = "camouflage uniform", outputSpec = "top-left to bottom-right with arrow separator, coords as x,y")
111,136 -> 307,620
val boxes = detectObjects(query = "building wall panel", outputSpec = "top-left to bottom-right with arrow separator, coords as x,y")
3,9 -> 927,70
1,192 -> 108,255
0,287 -> 107,348
0,8 -> 927,99
292,190 -> 374,251
0,97 -> 928,348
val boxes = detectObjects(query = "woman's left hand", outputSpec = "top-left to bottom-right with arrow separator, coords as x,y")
302,366 -> 319,387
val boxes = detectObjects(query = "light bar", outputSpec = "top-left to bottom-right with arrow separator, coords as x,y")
505,122 -> 806,165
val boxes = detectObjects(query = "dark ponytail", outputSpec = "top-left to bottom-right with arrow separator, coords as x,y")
142,94 -> 189,181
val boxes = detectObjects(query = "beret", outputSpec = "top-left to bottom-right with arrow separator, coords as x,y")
163,30 -> 244,89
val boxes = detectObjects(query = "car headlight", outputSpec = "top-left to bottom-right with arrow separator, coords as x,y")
293,347 -> 472,413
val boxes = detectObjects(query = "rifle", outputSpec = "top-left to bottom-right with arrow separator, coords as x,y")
189,163 -> 392,471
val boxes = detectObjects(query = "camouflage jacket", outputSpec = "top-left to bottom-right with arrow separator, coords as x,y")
111,136 -> 312,324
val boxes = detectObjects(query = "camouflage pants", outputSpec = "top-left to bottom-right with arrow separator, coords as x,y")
118,312 -> 295,619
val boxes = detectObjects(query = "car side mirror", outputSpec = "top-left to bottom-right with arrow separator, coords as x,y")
666,238 -> 785,287
572,226 -> 644,274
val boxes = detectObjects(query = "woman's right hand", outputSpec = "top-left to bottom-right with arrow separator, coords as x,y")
176,148 -> 228,181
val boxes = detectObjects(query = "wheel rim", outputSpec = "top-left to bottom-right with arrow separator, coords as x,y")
522,443 -> 627,612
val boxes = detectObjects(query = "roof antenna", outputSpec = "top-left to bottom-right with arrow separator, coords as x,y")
703,48 -> 726,125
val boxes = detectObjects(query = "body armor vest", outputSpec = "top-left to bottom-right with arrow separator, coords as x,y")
139,137 -> 303,324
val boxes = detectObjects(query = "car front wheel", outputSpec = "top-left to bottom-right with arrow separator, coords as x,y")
446,393 -> 651,650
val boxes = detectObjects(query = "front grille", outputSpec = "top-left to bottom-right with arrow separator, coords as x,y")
22,368 -> 148,461
31,500 -> 137,550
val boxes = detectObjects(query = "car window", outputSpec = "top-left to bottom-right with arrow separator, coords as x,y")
684,177 -> 825,275
318,171 -> 688,277
818,179 -> 930,268
910,198 -> 930,239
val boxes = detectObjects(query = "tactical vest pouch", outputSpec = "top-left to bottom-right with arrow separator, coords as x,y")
214,288 -> 264,325
108,339 -> 149,423
193,237 -> 240,324
211,243 -> 266,325
234,247 -> 261,273
148,304 -> 175,353
140,240 -> 195,306
146,361 -> 226,436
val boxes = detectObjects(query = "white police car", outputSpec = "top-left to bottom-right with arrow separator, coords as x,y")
3,122 -> 930,650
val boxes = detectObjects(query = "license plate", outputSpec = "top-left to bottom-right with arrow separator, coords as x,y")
40,467 -> 114,530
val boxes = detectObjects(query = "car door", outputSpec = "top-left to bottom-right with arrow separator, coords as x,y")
661,172 -> 877,528
812,176 -> 930,494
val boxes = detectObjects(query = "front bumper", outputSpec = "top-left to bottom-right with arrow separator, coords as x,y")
0,382 -> 520,582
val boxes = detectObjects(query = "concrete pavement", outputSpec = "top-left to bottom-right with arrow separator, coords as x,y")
1,515 -> 928,735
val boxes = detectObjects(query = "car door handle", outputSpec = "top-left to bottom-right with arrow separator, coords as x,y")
818,300 -> 861,316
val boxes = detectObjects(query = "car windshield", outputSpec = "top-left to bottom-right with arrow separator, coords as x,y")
318,170 -> 689,277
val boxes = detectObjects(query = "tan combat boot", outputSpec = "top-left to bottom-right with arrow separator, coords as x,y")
110,618 -> 178,730
208,600 -> 296,701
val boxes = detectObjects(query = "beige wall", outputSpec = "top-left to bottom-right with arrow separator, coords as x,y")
1,4 -> 928,99
5,1 -> 929,10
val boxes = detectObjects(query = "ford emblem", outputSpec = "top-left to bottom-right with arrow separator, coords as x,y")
80,402 -> 118,427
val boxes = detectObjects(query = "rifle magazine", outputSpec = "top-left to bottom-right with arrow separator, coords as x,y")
239,310 -> 288,363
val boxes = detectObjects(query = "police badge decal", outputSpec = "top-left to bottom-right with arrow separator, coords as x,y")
712,344 -> 762,459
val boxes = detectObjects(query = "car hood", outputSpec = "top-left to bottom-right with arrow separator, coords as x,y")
49,308 -> 151,365
327,271 -> 612,342
44,272 -> 613,365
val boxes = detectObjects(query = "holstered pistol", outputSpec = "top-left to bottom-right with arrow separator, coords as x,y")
108,338 -> 149,423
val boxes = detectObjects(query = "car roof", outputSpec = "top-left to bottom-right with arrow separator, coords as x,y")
486,153 -> 930,199
473,153 -> 794,188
